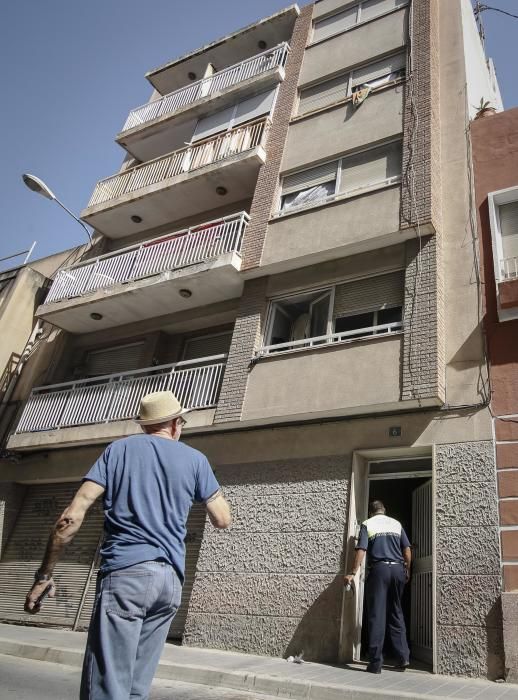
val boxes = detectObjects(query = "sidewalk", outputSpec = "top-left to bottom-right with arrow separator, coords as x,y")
0,623 -> 517,700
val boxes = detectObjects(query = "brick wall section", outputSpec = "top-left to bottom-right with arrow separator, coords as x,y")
241,6 -> 313,270
214,278 -> 268,423
400,0 -> 445,404
402,235 -> 445,402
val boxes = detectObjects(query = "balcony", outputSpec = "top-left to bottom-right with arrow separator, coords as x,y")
37,213 -> 248,332
8,355 -> 227,451
118,44 -> 288,161
81,118 -> 269,238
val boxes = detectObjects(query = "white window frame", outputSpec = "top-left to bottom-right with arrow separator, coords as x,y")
277,138 -> 402,217
488,187 -> 518,283
297,51 -> 406,117
311,0 -> 409,46
259,284 -> 403,358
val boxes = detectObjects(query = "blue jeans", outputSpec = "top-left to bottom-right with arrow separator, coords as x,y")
80,561 -> 182,699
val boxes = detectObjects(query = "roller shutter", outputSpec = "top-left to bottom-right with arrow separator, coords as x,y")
168,504 -> 206,639
299,74 -> 350,114
85,341 -> 145,377
500,201 -> 518,261
183,332 -> 232,361
0,483 -> 104,628
333,270 -> 404,318
282,161 -> 338,195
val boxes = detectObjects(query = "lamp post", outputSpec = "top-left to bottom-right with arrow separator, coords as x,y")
22,173 -> 92,244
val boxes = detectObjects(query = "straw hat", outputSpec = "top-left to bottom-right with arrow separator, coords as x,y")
135,390 -> 190,425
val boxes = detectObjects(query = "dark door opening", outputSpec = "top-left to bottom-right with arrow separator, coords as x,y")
360,476 -> 432,669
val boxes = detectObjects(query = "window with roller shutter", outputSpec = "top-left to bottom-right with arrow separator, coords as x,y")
312,0 -> 408,44
488,188 -> 518,282
182,332 -> 232,361
84,341 -> 146,378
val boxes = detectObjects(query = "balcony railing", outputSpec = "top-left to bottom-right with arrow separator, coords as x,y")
502,256 -> 518,280
122,43 -> 289,132
14,355 -> 227,434
44,213 -> 249,304
88,117 -> 270,208
256,322 -> 403,357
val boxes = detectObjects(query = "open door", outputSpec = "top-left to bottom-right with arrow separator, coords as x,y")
410,479 -> 433,664
339,455 -> 368,662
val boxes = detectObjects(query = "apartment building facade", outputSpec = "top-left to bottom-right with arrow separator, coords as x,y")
0,0 -> 510,680
471,106 -> 518,683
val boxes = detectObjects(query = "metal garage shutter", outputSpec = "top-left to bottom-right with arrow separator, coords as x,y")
168,504 -> 206,639
85,341 -> 145,377
0,483 -> 104,628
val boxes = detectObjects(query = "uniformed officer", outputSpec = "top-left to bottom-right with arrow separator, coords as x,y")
344,500 -> 412,674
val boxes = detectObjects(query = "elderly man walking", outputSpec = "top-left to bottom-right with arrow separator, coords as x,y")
344,500 -> 411,674
25,391 -> 232,699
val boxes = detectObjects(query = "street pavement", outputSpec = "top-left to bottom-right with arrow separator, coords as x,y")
0,654 -> 279,700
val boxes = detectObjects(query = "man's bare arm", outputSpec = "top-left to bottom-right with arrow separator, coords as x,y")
25,481 -> 104,613
205,490 -> 232,529
344,549 -> 366,586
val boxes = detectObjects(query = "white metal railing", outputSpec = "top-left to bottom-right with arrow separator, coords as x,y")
44,213 -> 249,304
14,355 -> 227,434
88,117 -> 270,208
256,322 -> 403,357
502,256 -> 518,280
122,43 -> 289,132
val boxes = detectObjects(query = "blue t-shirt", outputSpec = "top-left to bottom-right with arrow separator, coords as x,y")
83,434 -> 220,582
356,514 -> 410,564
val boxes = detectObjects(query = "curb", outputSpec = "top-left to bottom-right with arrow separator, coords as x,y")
0,637 -> 453,700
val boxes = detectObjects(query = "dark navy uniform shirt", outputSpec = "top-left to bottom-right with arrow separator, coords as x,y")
356,514 -> 411,564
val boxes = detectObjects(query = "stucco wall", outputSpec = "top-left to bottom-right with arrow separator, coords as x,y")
300,8 -> 408,86
242,335 -> 402,422
184,455 -> 350,661
435,441 -> 504,679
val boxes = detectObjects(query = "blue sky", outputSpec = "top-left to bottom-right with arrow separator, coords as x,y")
1,0 -> 517,266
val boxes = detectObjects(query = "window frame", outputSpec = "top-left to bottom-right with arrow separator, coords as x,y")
334,304 -> 403,338
488,186 -> 518,283
297,50 -> 406,117
276,138 -> 402,217
311,0 -> 409,46
264,287 -> 335,350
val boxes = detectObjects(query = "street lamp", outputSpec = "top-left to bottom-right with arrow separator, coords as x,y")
22,173 -> 92,244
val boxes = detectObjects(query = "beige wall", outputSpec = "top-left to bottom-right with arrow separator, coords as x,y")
242,335 -> 402,422
282,87 -> 403,173
262,185 -> 401,269
300,8 -> 408,86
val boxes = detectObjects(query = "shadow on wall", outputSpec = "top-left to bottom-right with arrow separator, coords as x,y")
285,574 -> 345,663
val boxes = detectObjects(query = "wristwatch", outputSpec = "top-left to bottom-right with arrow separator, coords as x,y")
34,570 -> 52,583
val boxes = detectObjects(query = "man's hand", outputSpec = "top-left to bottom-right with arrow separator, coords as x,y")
404,566 -> 411,583
344,574 -> 355,588
24,579 -> 56,615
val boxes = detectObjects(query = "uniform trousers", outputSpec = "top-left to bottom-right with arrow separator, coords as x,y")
365,561 -> 409,670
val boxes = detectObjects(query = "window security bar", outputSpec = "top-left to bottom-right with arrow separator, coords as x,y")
44,212 -> 249,304
257,321 -> 403,357
122,43 -> 290,132
502,256 -> 518,280
14,355 -> 228,434
88,117 -> 270,208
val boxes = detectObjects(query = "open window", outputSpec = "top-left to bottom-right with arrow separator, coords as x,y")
281,161 -> 338,213
265,289 -> 333,349
351,52 -> 406,96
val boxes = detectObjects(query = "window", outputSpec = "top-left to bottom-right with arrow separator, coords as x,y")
298,52 -> 406,115
260,271 -> 404,355
83,342 -> 145,378
489,188 -> 518,281
313,0 -> 407,44
279,140 -> 402,214
265,289 -> 333,349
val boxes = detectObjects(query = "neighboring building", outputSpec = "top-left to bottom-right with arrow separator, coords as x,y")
0,0 -> 509,679
471,107 -> 518,683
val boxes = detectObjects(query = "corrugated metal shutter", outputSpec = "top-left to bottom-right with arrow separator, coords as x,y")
85,342 -> 145,377
283,160 -> 338,195
333,270 -> 404,318
299,73 -> 349,114
183,333 -> 232,361
0,483 -> 103,628
360,0 -> 407,23
351,52 -> 406,87
168,504 -> 206,639
340,141 -> 401,194
313,6 -> 357,42
500,201 -> 518,259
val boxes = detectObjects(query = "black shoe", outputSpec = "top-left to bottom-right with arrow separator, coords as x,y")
393,660 -> 410,672
366,664 -> 382,674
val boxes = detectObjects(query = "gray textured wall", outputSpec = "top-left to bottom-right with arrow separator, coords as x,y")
435,441 -> 504,679
184,455 -> 350,662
